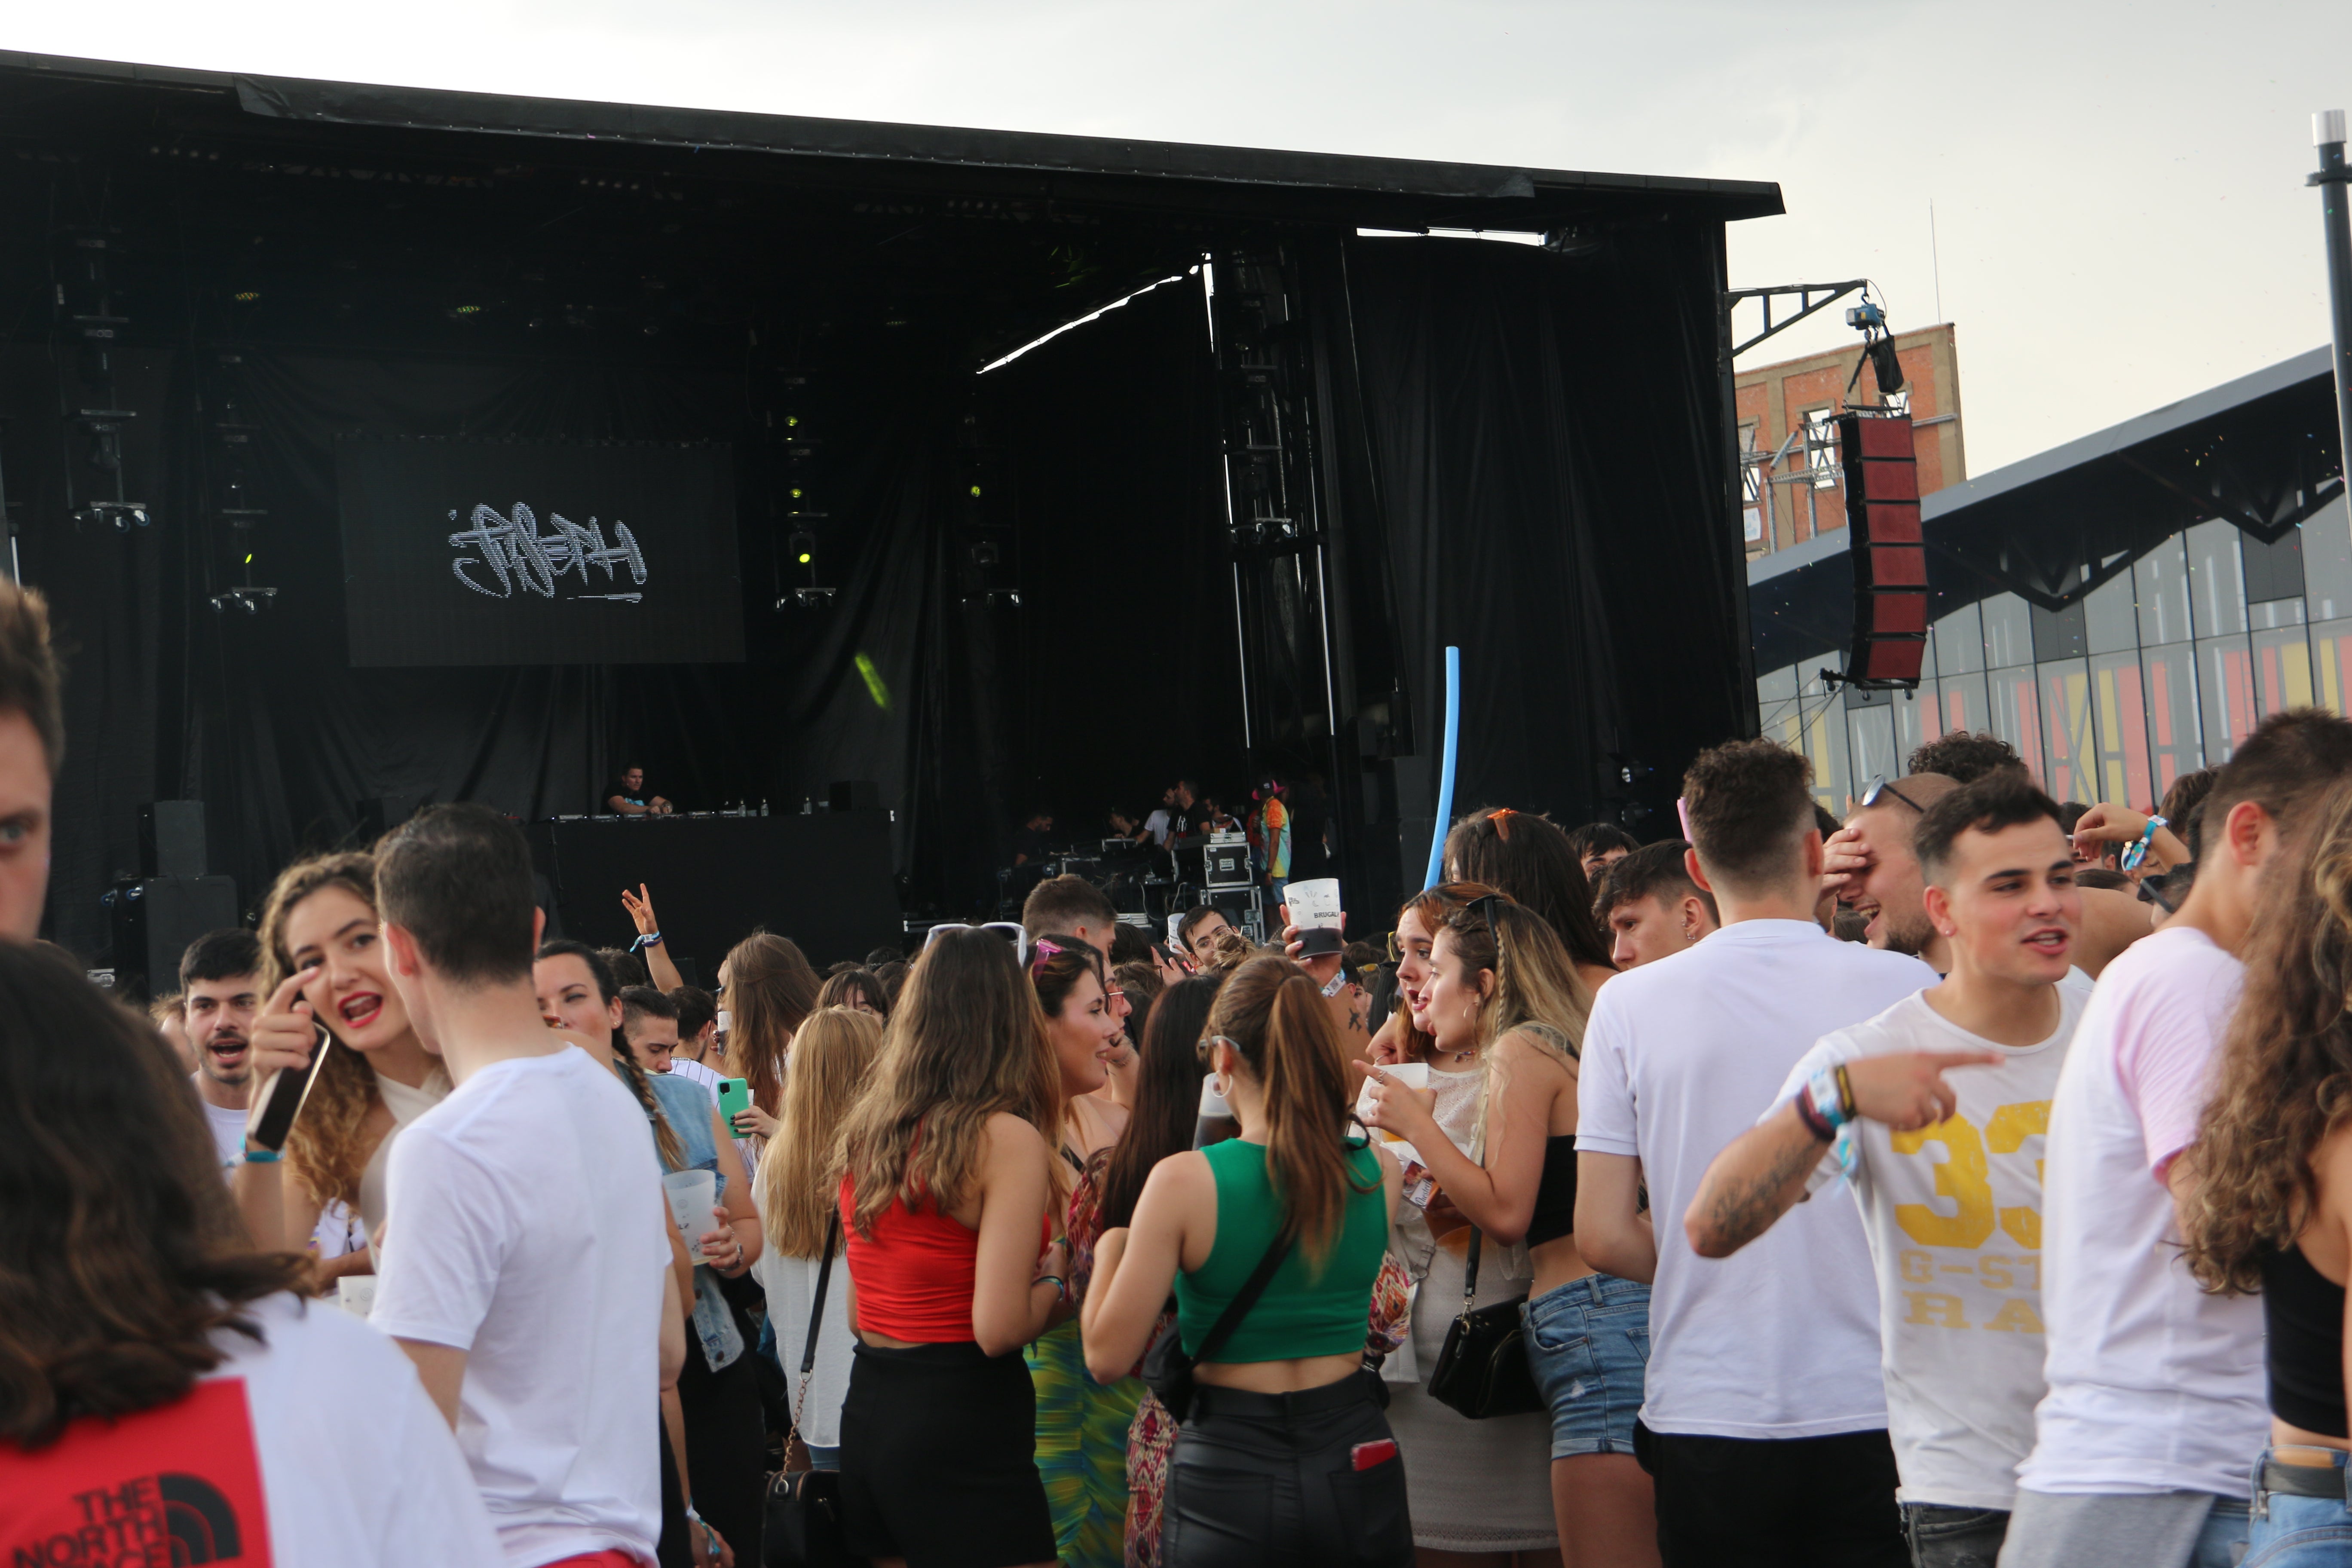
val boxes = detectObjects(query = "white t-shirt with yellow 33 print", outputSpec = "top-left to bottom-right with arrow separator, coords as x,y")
1772,971 -> 2092,1513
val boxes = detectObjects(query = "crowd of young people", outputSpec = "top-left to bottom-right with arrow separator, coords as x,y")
12,538 -> 2352,1568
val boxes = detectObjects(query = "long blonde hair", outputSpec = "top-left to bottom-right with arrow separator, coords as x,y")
723,931 -> 821,1117
257,854 -> 404,1210
1433,891 -> 1590,1151
836,928 -> 1061,1236
760,1006 -> 883,1259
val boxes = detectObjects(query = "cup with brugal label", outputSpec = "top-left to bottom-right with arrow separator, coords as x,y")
336,1276 -> 377,1320
661,1169 -> 717,1259
1286,878 -> 1344,957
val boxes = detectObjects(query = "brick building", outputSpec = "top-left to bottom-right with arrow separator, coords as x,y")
1736,323 -> 1966,558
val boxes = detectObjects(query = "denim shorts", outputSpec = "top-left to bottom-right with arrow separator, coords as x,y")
1520,1272 -> 1650,1460
2249,1446 -> 2352,1567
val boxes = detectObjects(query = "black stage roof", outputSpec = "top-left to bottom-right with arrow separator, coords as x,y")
1749,346 -> 2348,674
0,49 -> 1784,230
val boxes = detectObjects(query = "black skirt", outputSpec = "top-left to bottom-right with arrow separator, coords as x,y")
837,1339 -> 1057,1568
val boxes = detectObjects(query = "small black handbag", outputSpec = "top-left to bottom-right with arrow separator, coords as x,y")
764,1213 -> 855,1568
1424,1227 -> 1544,1419
1141,1231 -> 1291,1424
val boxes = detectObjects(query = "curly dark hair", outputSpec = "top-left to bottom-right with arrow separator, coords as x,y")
0,943 -> 308,1444
1680,739 -> 1816,897
2184,778 -> 2352,1293
1905,731 -> 2021,785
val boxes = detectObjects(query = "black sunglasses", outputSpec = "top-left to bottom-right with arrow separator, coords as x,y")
1860,775 -> 1926,814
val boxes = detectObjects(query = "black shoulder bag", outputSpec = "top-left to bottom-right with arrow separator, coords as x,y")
1140,1230 -> 1292,1424
1424,1227 -> 1544,1419
764,1212 -> 856,1568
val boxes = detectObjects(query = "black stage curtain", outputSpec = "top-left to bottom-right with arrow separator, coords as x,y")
1339,226 -> 1744,864
15,340 -> 995,961
978,278 -> 1242,835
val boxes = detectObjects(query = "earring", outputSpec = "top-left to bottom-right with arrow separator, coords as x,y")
1212,1073 -> 1232,1099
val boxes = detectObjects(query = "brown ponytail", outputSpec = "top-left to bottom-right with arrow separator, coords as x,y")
1207,955 -> 1378,1267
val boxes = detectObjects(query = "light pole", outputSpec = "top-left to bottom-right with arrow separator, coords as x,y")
2316,111 -> 2352,488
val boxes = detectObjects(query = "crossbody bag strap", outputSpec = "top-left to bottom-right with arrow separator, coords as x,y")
786,1211 -> 841,1446
1192,1231 -> 1294,1366
801,1210 -> 839,1377
1461,1226 -> 1483,1314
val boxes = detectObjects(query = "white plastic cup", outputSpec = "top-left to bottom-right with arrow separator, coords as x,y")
1287,878 -> 1344,956
661,1169 -> 717,1257
1354,1059 -> 1428,1165
335,1276 -> 377,1320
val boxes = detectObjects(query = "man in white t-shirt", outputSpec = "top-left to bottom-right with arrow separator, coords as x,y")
1687,771 -> 2092,1567
1577,738 -> 1939,1567
2002,709 -> 2352,1568
181,928 -> 266,1169
368,803 -> 681,1568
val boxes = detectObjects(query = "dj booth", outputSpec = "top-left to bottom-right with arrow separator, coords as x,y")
527,811 -> 900,980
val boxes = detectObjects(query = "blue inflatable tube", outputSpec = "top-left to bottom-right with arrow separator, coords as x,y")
1423,645 -> 1460,890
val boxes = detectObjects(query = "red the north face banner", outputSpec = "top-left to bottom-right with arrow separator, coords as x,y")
0,1378 -> 273,1566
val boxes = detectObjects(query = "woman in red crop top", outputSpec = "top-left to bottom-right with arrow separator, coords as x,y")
833,925 -> 1069,1568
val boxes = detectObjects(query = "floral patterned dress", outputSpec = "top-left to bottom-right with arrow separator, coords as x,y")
1028,1149 -> 1145,1568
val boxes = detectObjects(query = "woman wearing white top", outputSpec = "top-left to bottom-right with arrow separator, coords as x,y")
234,852 -> 449,1267
0,941 -> 501,1568
753,1004 -> 883,1470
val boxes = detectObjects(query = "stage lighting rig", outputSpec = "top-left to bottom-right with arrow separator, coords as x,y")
209,587 -> 278,616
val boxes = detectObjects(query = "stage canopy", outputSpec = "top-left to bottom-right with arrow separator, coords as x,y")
0,51 -> 1782,960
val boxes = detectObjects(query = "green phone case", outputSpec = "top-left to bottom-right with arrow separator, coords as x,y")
717,1077 -> 752,1125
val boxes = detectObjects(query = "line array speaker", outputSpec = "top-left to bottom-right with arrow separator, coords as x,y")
1836,412 -> 1927,683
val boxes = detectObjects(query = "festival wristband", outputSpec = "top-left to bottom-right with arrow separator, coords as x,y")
2121,815 -> 2168,873
1806,1067 -> 1851,1133
631,931 -> 663,951
1794,1091 -> 1837,1142
243,1146 -> 282,1163
1834,1063 -> 1857,1122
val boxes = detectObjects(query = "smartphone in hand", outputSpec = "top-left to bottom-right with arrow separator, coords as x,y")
245,1023 -> 333,1153
717,1077 -> 753,1130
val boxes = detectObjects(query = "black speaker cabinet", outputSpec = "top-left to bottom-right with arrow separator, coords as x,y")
139,800 -> 208,879
111,875 -> 240,999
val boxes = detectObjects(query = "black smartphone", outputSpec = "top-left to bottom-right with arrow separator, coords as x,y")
245,1023 -> 333,1153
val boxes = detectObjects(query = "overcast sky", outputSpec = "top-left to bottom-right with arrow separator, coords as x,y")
6,1 -> 2349,473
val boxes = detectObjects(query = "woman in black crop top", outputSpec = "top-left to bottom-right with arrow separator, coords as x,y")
2181,783 -> 2352,1565
1360,893 -> 1659,1568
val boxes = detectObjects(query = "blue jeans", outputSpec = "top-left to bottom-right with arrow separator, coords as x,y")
1521,1272 -> 1650,1458
2250,1446 -> 2352,1566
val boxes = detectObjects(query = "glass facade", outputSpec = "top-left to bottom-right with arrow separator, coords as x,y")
1757,499 -> 2352,813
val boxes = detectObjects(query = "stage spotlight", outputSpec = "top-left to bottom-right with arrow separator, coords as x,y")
789,528 -> 816,566
784,586 -> 837,609
970,542 -> 999,567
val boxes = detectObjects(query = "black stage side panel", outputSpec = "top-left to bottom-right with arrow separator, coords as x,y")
335,437 -> 744,668
527,814 -> 898,971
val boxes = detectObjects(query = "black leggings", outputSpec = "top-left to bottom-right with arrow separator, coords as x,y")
1160,1373 -> 1412,1568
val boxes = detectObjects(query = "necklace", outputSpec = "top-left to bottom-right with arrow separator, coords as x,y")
1429,1043 -> 1480,1069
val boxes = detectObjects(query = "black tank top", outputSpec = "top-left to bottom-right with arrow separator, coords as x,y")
2262,1244 -> 2348,1438
1526,1135 -> 1579,1246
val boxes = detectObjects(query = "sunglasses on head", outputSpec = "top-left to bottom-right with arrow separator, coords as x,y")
1860,775 -> 1925,814
923,920 -> 1032,968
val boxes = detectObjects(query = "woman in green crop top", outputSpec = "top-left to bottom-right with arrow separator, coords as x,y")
1082,955 -> 1410,1567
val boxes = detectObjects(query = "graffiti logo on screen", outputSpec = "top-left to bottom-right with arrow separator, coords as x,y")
447,502 -> 648,604
33,1471 -> 254,1565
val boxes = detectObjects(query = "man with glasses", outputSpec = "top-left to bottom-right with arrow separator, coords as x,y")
1824,774 -> 1962,968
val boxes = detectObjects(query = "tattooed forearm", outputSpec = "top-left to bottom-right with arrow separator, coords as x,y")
1695,1122 -> 1825,1256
